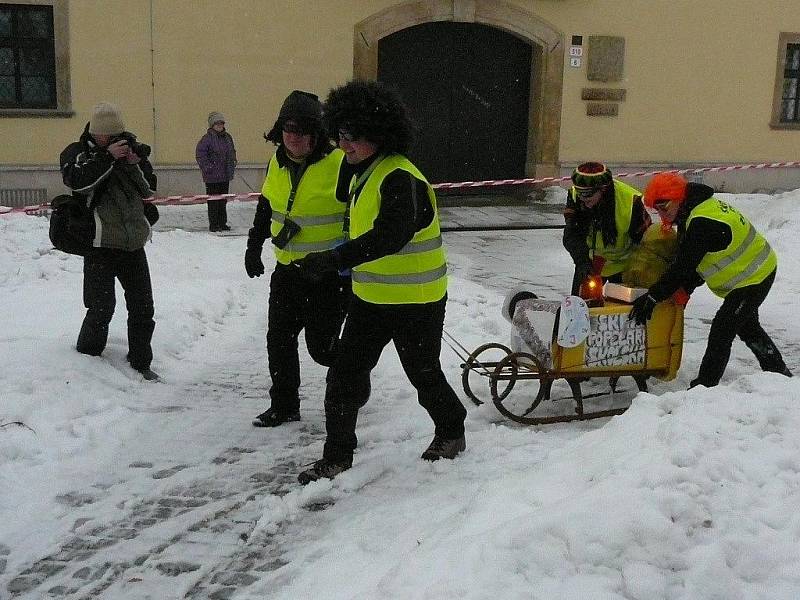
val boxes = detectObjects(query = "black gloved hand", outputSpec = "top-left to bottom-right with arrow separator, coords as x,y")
245,247 -> 265,278
628,293 -> 657,325
293,251 -> 339,282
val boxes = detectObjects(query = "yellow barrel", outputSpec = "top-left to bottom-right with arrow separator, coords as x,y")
552,299 -> 683,381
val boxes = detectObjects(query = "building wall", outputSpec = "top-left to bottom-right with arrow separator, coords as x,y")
2,0 -> 800,197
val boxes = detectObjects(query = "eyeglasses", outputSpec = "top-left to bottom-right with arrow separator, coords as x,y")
653,200 -> 671,211
575,187 -> 601,200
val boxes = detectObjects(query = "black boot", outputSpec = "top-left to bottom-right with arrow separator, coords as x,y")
252,407 -> 300,428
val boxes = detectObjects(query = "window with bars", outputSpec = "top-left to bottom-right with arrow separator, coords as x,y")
0,3 -> 56,109
772,33 -> 800,129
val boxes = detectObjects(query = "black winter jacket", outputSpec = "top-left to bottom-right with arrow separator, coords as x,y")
649,183 -> 728,301
60,124 -> 157,251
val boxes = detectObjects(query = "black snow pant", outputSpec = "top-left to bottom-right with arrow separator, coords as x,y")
206,181 -> 229,230
77,247 -> 155,371
266,263 -> 350,415
693,269 -> 788,387
322,294 -> 467,465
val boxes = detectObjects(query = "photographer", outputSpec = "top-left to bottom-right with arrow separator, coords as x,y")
60,102 -> 160,381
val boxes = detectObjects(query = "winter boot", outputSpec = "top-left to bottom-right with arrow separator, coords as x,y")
421,434 -> 466,461
137,367 -> 160,382
252,407 -> 301,428
298,458 -> 352,485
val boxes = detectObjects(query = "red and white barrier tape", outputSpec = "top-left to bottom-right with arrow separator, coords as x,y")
3,161 -> 800,215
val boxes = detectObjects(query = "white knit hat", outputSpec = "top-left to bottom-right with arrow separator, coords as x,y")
88,102 -> 125,135
208,111 -> 226,127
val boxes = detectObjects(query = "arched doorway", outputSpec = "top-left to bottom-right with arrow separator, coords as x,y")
354,0 -> 564,182
378,21 -> 531,183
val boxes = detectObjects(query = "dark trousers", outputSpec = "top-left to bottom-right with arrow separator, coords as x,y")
323,295 -> 467,464
266,263 -> 350,413
695,269 -> 787,387
206,181 -> 229,230
77,248 -> 155,370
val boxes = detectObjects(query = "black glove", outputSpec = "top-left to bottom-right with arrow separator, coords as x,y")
571,261 -> 592,295
628,293 -> 657,325
293,251 -> 339,281
245,247 -> 265,278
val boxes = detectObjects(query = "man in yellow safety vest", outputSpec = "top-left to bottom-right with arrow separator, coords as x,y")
292,80 -> 467,484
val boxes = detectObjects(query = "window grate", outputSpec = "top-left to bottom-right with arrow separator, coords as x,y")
781,43 -> 800,123
0,187 -> 48,207
0,3 -> 56,109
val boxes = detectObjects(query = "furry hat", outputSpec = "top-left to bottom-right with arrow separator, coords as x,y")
643,172 -> 688,208
208,111 -> 226,127
264,90 -> 323,144
571,162 -> 613,189
88,102 -> 125,135
323,80 -> 414,154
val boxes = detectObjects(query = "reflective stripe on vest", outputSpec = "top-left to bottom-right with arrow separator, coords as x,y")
262,149 -> 346,264
573,179 -> 639,276
349,154 -> 448,304
687,197 -> 777,298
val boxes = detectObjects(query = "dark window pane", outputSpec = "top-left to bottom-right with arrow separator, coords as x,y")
0,5 -> 56,108
18,9 -> 52,39
20,75 -> 52,104
0,10 -> 11,37
783,77 -> 798,100
0,47 -> 12,75
789,44 -> 800,71
0,75 -> 13,102
20,46 -> 52,76
781,99 -> 796,122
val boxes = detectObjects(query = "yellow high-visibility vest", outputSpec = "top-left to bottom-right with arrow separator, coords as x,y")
571,179 -> 640,276
349,154 -> 448,304
686,197 -> 777,298
262,148 -> 346,265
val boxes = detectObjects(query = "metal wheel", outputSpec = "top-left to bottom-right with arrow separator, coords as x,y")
461,342 -> 514,406
490,352 -> 549,424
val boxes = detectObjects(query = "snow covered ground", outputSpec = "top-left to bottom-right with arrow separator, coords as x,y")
1,187 -> 799,599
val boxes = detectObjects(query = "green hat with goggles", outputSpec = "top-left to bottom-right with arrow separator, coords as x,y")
571,162 -> 613,190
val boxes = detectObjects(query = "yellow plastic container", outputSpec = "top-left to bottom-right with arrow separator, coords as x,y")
552,299 -> 683,381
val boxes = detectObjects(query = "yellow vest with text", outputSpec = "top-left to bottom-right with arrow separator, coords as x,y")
572,179 -> 639,277
349,155 -> 448,304
261,148 -> 346,265
686,197 -> 777,298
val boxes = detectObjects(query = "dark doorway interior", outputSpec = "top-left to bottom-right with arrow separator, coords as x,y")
378,21 -> 532,185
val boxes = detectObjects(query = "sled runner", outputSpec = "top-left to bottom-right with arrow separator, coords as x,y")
455,286 -> 684,425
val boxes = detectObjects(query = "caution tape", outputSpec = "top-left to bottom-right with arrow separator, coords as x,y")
3,161 -> 800,215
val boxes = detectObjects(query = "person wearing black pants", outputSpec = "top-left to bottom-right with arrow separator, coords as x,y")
245,90 -> 350,427
265,264 -> 348,414
629,172 -> 791,388
79,248 -> 155,372
205,181 -> 230,232
321,295 -> 463,468
196,111 -> 237,231
695,270 -> 786,386
294,81 -> 467,484
60,102 -> 160,380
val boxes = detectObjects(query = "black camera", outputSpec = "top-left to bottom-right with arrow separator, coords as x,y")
111,132 -> 151,159
271,217 -> 301,249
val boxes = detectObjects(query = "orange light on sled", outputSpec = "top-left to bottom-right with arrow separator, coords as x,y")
579,274 -> 604,308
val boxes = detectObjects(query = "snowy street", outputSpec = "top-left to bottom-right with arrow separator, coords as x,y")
2,191 -> 800,599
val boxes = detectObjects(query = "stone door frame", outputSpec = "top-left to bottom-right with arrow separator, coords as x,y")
354,0 -> 564,179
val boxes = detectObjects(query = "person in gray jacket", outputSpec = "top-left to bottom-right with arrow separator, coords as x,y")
60,102 -> 160,380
